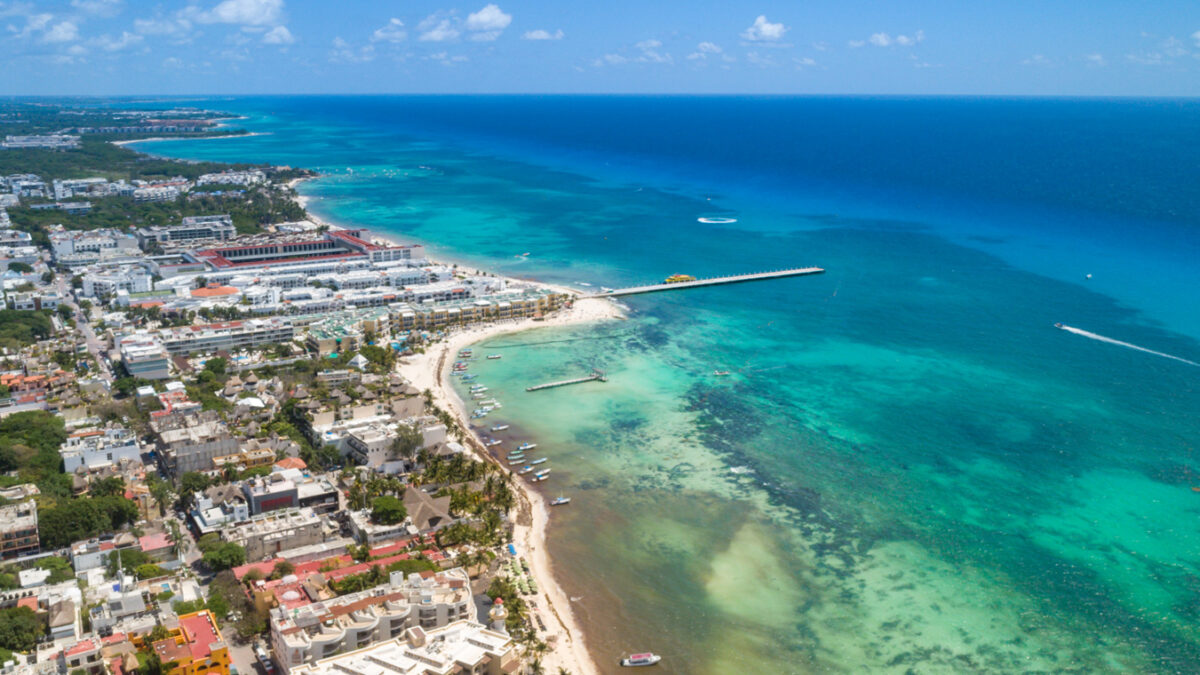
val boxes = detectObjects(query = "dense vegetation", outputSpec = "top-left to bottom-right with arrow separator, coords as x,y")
0,607 -> 42,653
0,137 -> 242,182
11,184 -> 308,238
0,310 -> 55,350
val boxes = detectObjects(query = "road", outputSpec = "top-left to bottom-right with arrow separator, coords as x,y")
56,276 -> 112,382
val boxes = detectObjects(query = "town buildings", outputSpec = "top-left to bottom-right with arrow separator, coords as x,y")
60,425 -> 143,473
222,507 -> 326,562
285,621 -> 515,675
138,215 -> 237,247
151,411 -> 239,476
117,334 -> 171,380
269,568 -> 475,674
0,500 -> 39,559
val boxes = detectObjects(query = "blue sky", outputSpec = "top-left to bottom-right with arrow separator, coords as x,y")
2,0 -> 1199,96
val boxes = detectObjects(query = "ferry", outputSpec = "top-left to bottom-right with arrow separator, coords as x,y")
550,496 -> 571,506
620,653 -> 662,667
487,354 -> 502,360
528,457 -> 548,465
518,442 -> 537,451
491,424 -> 510,432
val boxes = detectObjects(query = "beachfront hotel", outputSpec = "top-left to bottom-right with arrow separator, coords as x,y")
285,620 -> 516,675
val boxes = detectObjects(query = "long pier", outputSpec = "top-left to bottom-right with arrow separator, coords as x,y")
526,369 -> 608,392
584,267 -> 825,298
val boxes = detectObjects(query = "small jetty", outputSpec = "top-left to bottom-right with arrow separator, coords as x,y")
586,267 -> 824,298
526,369 -> 607,392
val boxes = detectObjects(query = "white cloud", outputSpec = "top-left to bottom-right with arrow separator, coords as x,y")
853,30 -> 924,48
262,25 -> 293,44
425,51 -> 468,64
329,36 -> 375,63
465,4 -> 510,41
42,20 -> 77,43
741,15 -> 787,42
197,0 -> 283,26
636,39 -> 660,50
70,0 -> 122,17
698,41 -> 722,54
66,43 -> 87,55
597,53 -> 626,65
418,14 -> 459,42
465,4 -> 510,31
522,28 -> 562,40
794,56 -> 816,67
162,56 -> 182,67
92,30 -> 142,51
1020,54 -> 1052,66
1193,30 -> 1200,46
1085,53 -> 1105,66
12,12 -> 52,38
371,18 -> 405,43
745,50 -> 778,67
1125,52 -> 1164,65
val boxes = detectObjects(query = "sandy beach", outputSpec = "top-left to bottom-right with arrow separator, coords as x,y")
112,131 -> 266,146
294,167 -> 615,672
398,297 -> 622,675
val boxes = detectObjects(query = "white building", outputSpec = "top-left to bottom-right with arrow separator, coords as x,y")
117,334 -> 171,380
270,568 -> 475,674
286,621 -> 516,675
49,229 -> 139,261
137,214 -> 236,247
2,135 -> 79,149
197,170 -> 265,186
156,317 -> 295,355
81,267 -> 152,298
60,426 -> 142,473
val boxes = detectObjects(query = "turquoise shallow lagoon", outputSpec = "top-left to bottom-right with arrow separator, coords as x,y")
136,96 -> 1200,673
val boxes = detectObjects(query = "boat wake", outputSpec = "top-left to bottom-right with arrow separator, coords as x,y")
1056,324 -> 1200,368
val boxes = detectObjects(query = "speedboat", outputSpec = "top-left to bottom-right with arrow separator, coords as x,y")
550,496 -> 571,506
518,442 -> 537,451
487,354 -> 502,360
491,424 -> 510,432
713,370 -> 730,376
620,653 -> 662,667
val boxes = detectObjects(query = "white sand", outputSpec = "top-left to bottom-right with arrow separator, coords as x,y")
111,131 -> 267,146
398,298 -> 621,675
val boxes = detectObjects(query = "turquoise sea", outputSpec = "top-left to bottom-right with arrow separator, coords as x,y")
134,96 -> 1200,673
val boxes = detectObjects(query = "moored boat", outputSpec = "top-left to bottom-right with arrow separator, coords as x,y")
487,354 -> 502,360
550,496 -> 571,506
517,466 -> 535,475
620,653 -> 662,667
486,439 -> 502,447
518,442 -> 537,451
529,457 -> 547,465
491,424 -> 510,432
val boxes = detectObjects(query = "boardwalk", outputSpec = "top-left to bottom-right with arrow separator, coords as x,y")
526,369 -> 608,392
584,267 -> 825,298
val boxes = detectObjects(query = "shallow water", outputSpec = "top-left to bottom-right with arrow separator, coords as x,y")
136,96 -> 1200,674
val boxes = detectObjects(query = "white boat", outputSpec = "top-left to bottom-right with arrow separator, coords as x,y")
517,466 -> 535,475
620,653 -> 662,667
550,496 -> 570,506
491,425 -> 510,432
486,439 -> 502,447
532,469 -> 551,480
487,354 -> 502,360
529,457 -> 548,465
518,442 -> 537,451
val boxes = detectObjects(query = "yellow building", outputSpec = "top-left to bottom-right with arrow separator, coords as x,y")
142,610 -> 231,675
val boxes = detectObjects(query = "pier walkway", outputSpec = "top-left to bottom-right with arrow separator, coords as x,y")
526,369 -> 608,392
584,267 -> 825,298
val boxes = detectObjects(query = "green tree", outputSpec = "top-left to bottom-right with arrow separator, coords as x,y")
90,476 -> 125,497
202,542 -> 246,571
0,606 -> 43,652
388,423 -> 424,461
370,495 -> 407,525
5,262 -> 32,274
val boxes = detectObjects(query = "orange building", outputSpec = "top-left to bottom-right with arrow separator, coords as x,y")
139,610 -> 231,675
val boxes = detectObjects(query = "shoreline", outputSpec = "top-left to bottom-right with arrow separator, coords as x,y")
397,299 -> 622,675
288,175 -> 619,674
112,131 -> 266,146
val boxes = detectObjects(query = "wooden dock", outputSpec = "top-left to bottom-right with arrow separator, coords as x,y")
583,267 -> 825,298
526,369 -> 608,392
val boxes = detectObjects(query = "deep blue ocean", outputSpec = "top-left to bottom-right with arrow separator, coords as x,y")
136,96 -> 1200,673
